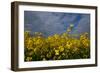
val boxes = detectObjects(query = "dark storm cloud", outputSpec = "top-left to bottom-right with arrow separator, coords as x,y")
24,11 -> 90,36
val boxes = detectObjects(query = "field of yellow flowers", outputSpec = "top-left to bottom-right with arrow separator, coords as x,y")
24,25 -> 90,61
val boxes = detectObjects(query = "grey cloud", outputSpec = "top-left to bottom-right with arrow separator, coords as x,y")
24,11 -> 90,36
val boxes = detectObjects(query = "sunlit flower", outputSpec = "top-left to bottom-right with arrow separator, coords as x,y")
55,50 -> 59,55
58,46 -> 64,52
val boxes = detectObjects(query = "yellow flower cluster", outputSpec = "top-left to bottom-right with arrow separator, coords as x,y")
24,31 -> 90,61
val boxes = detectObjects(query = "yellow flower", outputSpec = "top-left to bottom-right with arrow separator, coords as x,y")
82,39 -> 90,48
26,38 -> 33,49
54,34 -> 60,39
55,50 -> 59,55
73,47 -> 79,52
24,31 -> 90,61
26,57 -> 32,61
66,42 -> 72,49
58,46 -> 64,52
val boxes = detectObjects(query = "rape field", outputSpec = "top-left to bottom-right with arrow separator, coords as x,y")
24,25 -> 90,61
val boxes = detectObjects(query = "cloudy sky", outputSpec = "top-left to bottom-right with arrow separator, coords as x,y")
24,11 -> 90,36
